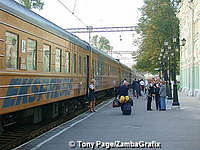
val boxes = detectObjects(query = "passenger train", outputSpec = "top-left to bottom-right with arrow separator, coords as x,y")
0,0 -> 141,131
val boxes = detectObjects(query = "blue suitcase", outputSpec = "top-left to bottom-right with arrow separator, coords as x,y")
160,97 -> 166,110
121,102 -> 132,115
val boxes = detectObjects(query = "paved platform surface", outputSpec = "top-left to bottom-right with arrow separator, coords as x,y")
14,95 -> 200,150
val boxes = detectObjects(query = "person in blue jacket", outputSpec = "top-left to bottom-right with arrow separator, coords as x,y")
159,81 -> 167,111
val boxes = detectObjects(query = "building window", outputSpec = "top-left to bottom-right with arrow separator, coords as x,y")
43,44 -> 51,72
65,51 -> 70,73
55,48 -> 61,72
5,32 -> 18,69
27,39 -> 37,70
79,55 -> 82,74
73,53 -> 77,73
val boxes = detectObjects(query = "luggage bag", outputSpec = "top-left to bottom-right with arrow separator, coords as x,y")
112,98 -> 121,108
121,102 -> 131,115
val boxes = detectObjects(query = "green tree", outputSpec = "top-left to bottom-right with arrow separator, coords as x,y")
135,0 -> 179,74
17,0 -> 44,10
91,35 -> 113,53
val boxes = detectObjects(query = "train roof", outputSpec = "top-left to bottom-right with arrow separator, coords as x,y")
0,0 -> 89,50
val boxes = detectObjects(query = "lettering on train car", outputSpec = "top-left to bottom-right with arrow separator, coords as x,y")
2,78 -> 73,108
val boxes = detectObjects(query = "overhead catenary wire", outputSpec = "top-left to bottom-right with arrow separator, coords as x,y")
56,0 -> 87,27
65,26 -> 136,33
72,0 -> 77,14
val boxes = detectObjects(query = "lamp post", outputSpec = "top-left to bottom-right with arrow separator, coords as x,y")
167,45 -> 173,99
171,37 -> 186,106
164,41 -> 172,99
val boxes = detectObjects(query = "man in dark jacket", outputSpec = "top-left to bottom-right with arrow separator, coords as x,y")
154,82 -> 160,110
132,79 -> 140,98
118,81 -> 129,97
118,81 -> 130,113
147,81 -> 155,111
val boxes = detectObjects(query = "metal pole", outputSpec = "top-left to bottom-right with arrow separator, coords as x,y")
87,26 -> 93,78
172,44 -> 180,106
168,55 -> 173,99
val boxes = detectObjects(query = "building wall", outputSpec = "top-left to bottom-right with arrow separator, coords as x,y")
177,0 -> 200,97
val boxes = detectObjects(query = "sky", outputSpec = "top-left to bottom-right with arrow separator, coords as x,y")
34,0 -> 144,68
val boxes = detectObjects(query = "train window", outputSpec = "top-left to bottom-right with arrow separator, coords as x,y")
108,65 -> 110,76
106,64 -> 108,75
95,60 -> 97,75
65,51 -> 70,73
43,44 -> 51,72
100,63 -> 102,75
83,56 -> 87,75
105,64 -> 107,75
27,39 -> 37,70
94,59 -> 96,76
73,53 -> 77,73
79,55 -> 82,74
55,48 -> 61,72
97,62 -> 99,75
5,32 -> 18,69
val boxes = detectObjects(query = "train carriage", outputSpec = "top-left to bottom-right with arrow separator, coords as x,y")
0,0 -> 92,115
0,0 -> 137,131
91,47 -> 121,91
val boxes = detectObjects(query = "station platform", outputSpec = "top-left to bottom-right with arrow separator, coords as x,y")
14,95 -> 200,150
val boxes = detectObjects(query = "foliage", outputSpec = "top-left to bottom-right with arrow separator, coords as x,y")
17,0 -> 44,10
135,0 -> 179,74
91,35 -> 113,53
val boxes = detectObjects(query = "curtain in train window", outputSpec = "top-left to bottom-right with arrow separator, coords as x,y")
27,39 -> 37,70
55,48 -> 61,72
65,51 -> 70,73
43,44 -> 51,72
5,32 -> 18,69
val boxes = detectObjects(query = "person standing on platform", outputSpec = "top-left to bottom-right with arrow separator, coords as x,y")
118,81 -> 129,112
132,79 -> 139,98
118,81 -> 129,99
139,79 -> 145,96
88,79 -> 96,112
154,81 -> 160,110
159,81 -> 167,111
147,81 -> 155,111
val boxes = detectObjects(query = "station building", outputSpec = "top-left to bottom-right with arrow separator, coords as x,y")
177,0 -> 200,98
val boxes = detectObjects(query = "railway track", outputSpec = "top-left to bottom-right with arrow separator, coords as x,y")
0,95 -> 112,150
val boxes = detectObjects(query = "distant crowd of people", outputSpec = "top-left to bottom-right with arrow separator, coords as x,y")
88,77 -> 167,113
117,78 -> 167,111
144,79 -> 167,111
